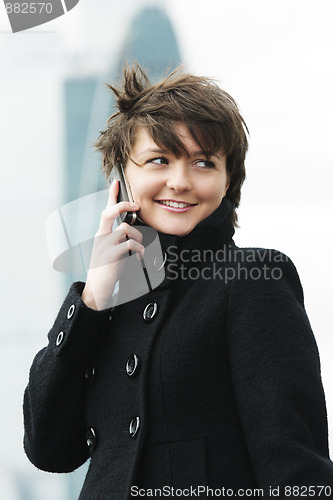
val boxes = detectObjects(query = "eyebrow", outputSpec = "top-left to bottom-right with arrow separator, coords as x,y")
138,148 -> 167,156
137,148 -> 222,161
191,150 -> 222,161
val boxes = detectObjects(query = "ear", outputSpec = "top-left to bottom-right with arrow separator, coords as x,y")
225,176 -> 230,195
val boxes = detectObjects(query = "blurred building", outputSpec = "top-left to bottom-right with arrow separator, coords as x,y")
62,5 -> 181,498
62,5 -> 181,288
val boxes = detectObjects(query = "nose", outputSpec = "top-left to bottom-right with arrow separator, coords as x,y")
166,163 -> 192,193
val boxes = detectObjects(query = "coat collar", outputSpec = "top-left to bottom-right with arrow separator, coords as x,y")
157,197 -> 235,254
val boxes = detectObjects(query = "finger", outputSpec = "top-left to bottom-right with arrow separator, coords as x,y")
124,237 -> 146,259
106,178 -> 119,208
119,238 -> 146,256
135,247 -> 146,262
98,202 -> 140,235
93,225 -> 143,253
113,223 -> 143,244
90,238 -> 145,268
126,236 -> 132,256
96,180 -> 119,235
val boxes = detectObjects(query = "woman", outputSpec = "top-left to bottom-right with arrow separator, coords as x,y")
23,65 -> 333,499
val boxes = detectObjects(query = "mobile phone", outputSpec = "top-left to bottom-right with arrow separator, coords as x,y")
109,163 -> 137,225
108,163 -> 153,289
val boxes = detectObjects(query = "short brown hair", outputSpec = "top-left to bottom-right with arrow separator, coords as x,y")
95,64 -> 248,227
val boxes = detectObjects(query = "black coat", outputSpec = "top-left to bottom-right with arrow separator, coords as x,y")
23,200 -> 333,499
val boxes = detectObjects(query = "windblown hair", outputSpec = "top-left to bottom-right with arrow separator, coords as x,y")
95,64 -> 248,227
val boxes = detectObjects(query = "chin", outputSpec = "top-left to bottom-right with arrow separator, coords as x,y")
141,214 -> 196,236
158,224 -> 195,237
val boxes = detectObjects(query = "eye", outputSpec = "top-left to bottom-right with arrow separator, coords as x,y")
148,157 -> 169,165
194,159 -> 216,169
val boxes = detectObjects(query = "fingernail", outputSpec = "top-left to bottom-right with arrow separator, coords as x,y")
131,202 -> 139,208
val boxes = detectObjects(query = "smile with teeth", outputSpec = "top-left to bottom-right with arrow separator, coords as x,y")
156,200 -> 196,208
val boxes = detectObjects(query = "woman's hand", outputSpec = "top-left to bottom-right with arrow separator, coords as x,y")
81,180 -> 143,310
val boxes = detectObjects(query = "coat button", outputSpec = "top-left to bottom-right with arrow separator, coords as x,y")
129,417 -> 140,438
67,304 -> 75,319
55,331 -> 64,346
84,366 -> 96,385
126,354 -> 139,377
143,303 -> 158,322
86,427 -> 97,450
152,252 -> 167,271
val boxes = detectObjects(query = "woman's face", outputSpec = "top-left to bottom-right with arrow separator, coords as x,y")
125,123 -> 230,236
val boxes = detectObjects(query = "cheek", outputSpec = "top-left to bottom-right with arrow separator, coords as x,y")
200,182 -> 225,203
129,177 -> 155,203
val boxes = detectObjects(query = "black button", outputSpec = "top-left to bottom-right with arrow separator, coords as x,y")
126,354 -> 139,377
129,417 -> 140,438
152,252 -> 167,271
67,304 -> 75,319
86,427 -> 97,450
84,366 -> 95,385
55,331 -> 64,346
143,303 -> 158,322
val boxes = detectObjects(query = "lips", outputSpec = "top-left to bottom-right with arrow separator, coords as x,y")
155,200 -> 197,208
